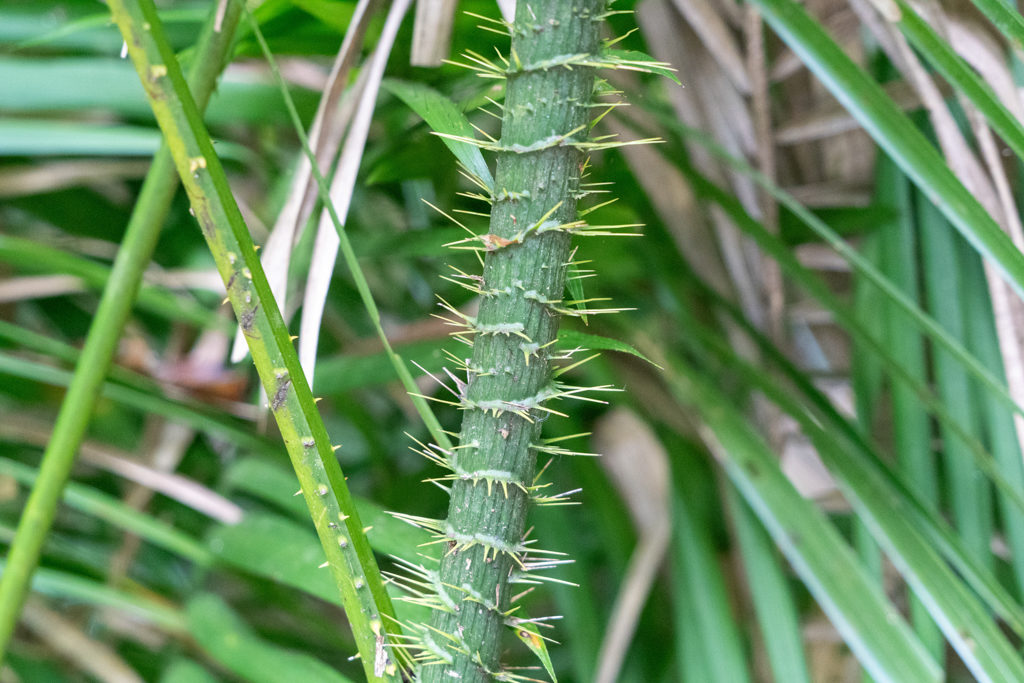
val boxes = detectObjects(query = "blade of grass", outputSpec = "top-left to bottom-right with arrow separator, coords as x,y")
745,0 -> 1024,300
0,558 -> 185,633
533,502 -> 604,683
185,594 -> 356,683
382,79 -> 494,191
967,0 -> 1024,52
884,0 -> 1024,165
0,234 -> 218,330
0,0 -> 244,660
961,240 -> 1024,597
160,659 -> 218,683
104,1 -> 402,677
874,158 -> 942,654
670,451 -> 752,683
919,197 -> 994,569
724,484 -> 811,683
851,222 -> 890,671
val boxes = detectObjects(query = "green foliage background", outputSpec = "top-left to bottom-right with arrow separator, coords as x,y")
3,0 -> 1024,680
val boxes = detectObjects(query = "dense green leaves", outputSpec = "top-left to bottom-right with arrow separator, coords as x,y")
5,0 -> 1024,679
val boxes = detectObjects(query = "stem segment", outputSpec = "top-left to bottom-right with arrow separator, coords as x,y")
422,0 -> 605,678
104,1 -> 400,679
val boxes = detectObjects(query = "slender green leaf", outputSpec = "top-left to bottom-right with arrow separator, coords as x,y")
874,158 -> 943,656
159,659 -> 218,683
514,622 -> 558,682
557,328 -> 659,366
383,79 -> 495,191
0,352 -> 274,455
207,513 -> 340,605
919,197 -> 993,568
725,486 -> 811,683
960,241 -> 1024,597
671,454 -> 751,683
968,0 -> 1024,51
0,120 -> 249,160
0,57 -> 318,126
888,0 -> 1024,165
0,235 -> 218,330
1,560 -> 186,632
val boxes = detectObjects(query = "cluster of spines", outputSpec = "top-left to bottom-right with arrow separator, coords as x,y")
383,536 -> 571,680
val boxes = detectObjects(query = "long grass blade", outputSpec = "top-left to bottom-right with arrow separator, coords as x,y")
886,0 -> 1024,164
919,197 -> 994,568
873,158 -> 942,654
671,453 -> 752,683
724,485 -> 811,683
968,0 -> 1024,52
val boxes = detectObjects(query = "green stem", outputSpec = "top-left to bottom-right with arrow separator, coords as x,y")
104,1 -> 400,679
421,0 -> 605,678
0,1 -> 243,662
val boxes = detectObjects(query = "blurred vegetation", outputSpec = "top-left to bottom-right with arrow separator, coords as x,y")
4,0 -> 1024,680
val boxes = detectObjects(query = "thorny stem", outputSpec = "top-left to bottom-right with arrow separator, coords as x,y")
105,1 -> 401,680
420,0 -> 605,679
0,1 -> 243,662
